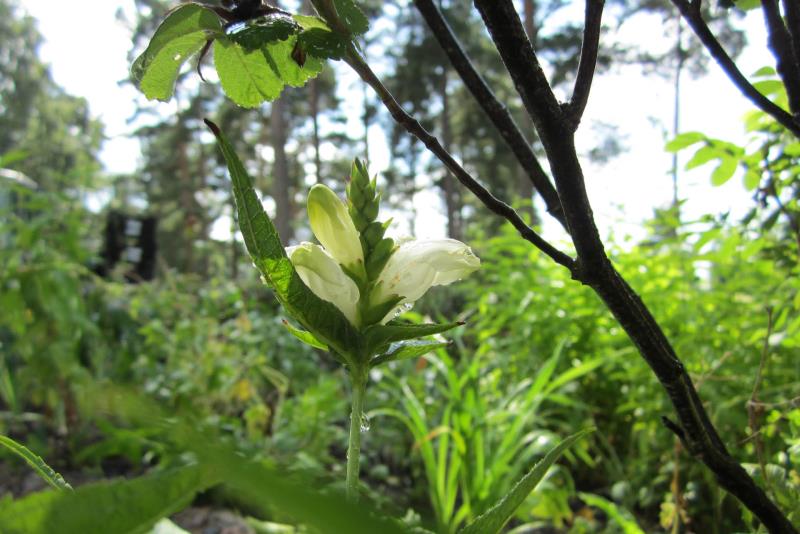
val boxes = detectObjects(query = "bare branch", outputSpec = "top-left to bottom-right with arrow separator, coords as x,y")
781,0 -> 800,68
412,0 -> 568,230
342,46 -> 576,273
762,0 -> 800,114
672,0 -> 800,138
568,0 -> 605,127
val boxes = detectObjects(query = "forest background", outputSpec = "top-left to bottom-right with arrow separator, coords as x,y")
0,0 -> 798,532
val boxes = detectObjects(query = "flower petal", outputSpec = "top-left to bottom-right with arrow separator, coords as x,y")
287,242 -> 360,326
373,239 -> 480,319
307,184 -> 363,271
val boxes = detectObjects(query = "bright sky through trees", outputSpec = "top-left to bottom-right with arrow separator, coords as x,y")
18,0 -> 772,242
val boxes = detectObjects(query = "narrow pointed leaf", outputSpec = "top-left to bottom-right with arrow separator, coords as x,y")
370,339 -> 450,368
205,120 -> 361,359
0,465 -> 213,534
0,435 -> 72,491
459,428 -> 594,534
364,321 -> 463,355
282,319 -> 329,351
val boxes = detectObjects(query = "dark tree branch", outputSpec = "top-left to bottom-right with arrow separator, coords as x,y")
412,0 -> 568,230
343,46 -> 576,272
475,1 -> 798,531
474,0 -> 606,264
762,0 -> 800,114
781,0 -> 800,68
567,0 -> 605,127
671,0 -> 800,138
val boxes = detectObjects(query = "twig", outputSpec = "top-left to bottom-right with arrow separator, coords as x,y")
412,0 -> 568,230
343,46 -> 577,273
671,0 -> 800,138
567,0 -> 605,127
781,0 -> 800,71
762,0 -> 800,114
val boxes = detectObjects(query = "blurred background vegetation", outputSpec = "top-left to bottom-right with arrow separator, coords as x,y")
0,0 -> 798,532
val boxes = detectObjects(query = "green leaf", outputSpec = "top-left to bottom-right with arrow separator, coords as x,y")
0,465 -> 213,534
139,33 -> 209,101
282,319 -> 329,351
364,321 -> 463,355
459,428 -> 594,534
0,435 -> 72,491
753,79 -> 786,98
227,15 -> 300,51
744,169 -> 761,191
131,3 -> 221,98
664,132 -> 705,153
264,38 -> 323,87
752,66 -> 777,77
298,28 -> 349,60
684,145 -> 718,170
333,0 -> 369,36
711,157 -> 738,185
293,14 -> 332,30
214,36 -> 284,107
205,120 -> 361,361
371,339 -> 450,367
577,493 -> 644,534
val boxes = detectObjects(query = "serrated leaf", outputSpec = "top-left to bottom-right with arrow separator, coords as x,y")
132,4 -> 221,85
293,14 -> 332,30
711,157 -> 738,185
684,145 -> 718,170
139,33 -> 210,101
0,465 -> 213,534
206,120 -> 362,361
264,38 -> 323,87
370,339 -> 450,367
459,429 -> 594,534
227,15 -> 300,51
298,28 -> 349,60
333,0 -> 369,35
664,132 -> 705,153
282,319 -> 329,351
0,435 -> 72,491
364,321 -> 462,356
214,36 -> 284,107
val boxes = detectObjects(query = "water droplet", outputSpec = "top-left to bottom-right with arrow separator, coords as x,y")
360,413 -> 370,433
173,53 -> 182,61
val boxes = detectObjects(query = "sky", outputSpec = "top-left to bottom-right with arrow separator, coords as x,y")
17,0 -> 775,244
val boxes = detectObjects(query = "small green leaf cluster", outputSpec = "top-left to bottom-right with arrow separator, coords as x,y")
131,1 -> 370,108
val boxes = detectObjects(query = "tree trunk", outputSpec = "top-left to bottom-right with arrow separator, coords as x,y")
270,96 -> 294,243
440,68 -> 463,240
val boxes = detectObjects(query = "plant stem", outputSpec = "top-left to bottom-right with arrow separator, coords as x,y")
346,366 -> 368,502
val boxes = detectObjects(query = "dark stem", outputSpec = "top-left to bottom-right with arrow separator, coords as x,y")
412,0 -> 568,230
475,1 -> 798,531
567,0 -> 604,127
671,0 -> 800,138
343,46 -> 576,272
762,0 -> 800,114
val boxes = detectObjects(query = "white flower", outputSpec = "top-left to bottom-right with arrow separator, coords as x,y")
307,184 -> 363,273
372,238 -> 480,322
287,242 -> 360,326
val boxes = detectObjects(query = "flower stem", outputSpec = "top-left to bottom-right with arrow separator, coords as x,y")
346,366 -> 368,502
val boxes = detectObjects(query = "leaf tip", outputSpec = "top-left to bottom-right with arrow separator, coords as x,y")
204,118 -> 221,137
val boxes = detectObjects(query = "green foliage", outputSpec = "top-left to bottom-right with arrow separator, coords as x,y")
132,3 -> 344,107
460,429 -> 593,534
0,435 -> 72,491
0,465 -> 212,534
